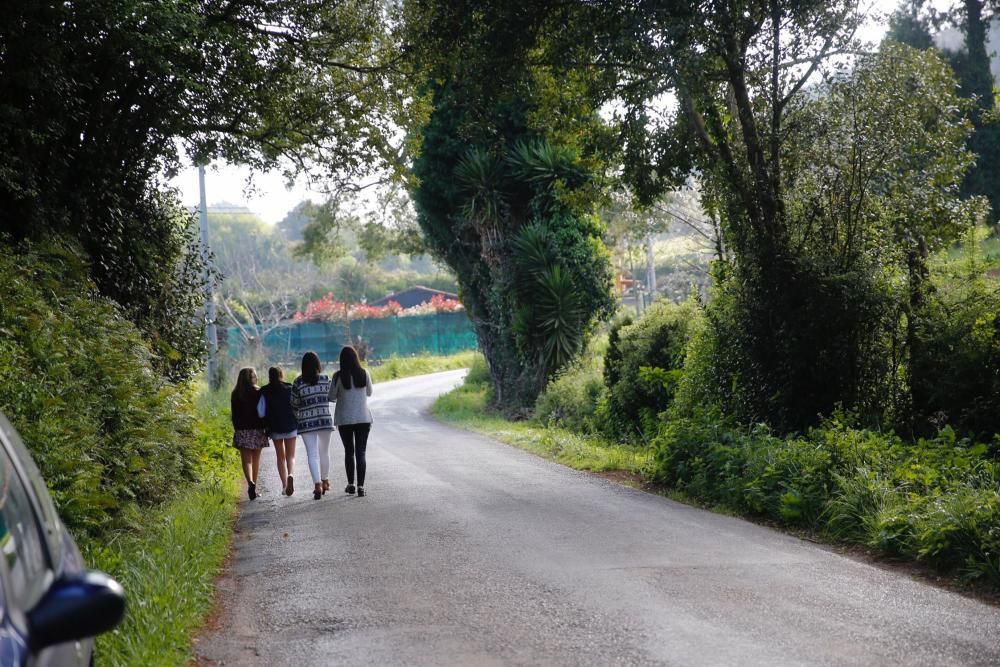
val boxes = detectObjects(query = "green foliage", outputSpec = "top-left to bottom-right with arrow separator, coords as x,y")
84,381 -> 237,665
463,354 -> 494,388
86,474 -> 239,665
433,373 -> 647,474
369,350 -> 481,383
910,232 -> 1000,437
411,78 -> 615,410
650,413 -> 1000,584
534,340 -> 606,434
511,223 -> 585,374
600,299 -> 700,440
1,0 -> 413,379
0,244 -> 197,539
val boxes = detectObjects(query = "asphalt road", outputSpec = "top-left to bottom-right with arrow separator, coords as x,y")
194,370 -> 1000,666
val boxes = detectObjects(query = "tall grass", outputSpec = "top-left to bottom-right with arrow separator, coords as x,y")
86,475 -> 238,665
84,382 -> 239,665
369,350 -> 479,383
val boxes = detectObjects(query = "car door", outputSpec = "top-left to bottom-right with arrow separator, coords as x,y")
0,436 -> 83,666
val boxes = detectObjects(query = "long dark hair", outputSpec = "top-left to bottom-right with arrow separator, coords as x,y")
232,367 -> 258,401
301,351 -> 321,385
267,366 -> 284,385
336,345 -> 367,389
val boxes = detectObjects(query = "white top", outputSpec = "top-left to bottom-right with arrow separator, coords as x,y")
329,369 -> 373,426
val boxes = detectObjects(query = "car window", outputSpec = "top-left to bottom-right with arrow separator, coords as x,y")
0,415 -> 63,568
0,448 -> 50,610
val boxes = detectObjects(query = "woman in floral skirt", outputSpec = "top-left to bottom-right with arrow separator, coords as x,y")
231,367 -> 269,500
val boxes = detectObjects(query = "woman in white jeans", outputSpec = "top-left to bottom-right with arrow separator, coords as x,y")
290,351 -> 334,500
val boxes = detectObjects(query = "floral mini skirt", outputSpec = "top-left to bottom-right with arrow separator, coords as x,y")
233,428 -> 270,450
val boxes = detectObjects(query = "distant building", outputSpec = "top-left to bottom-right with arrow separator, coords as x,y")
372,286 -> 458,309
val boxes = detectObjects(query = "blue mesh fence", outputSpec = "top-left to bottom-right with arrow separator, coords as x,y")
226,311 -> 478,363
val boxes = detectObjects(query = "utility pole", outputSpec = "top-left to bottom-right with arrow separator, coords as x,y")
198,164 -> 219,389
646,233 -> 657,303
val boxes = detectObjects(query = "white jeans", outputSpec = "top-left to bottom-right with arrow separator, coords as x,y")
301,430 -> 332,484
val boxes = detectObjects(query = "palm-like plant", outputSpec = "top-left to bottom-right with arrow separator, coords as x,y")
454,147 -> 507,267
508,139 -> 586,191
512,222 -> 583,375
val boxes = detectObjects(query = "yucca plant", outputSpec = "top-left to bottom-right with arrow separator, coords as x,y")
455,147 -> 508,267
512,222 -> 584,377
508,139 -> 586,191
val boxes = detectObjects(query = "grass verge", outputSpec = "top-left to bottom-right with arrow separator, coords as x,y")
82,383 -> 239,666
85,475 -> 238,665
433,360 -> 1000,592
432,377 -> 648,474
370,350 -> 479,383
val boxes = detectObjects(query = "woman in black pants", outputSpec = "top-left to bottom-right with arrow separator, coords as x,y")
329,345 -> 373,496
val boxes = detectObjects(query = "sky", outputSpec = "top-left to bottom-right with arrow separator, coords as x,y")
166,0 -> 931,225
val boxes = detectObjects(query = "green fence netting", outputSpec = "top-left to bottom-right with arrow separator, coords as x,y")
227,311 -> 478,363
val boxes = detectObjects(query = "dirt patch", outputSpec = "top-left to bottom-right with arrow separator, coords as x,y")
590,469 -> 645,487
188,503 -> 244,667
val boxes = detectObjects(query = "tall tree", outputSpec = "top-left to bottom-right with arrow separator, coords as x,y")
954,0 -> 1000,221
887,0 -> 1000,222
556,1 -> 875,427
405,0 -> 617,408
0,0 -> 411,378
543,1 -> 983,428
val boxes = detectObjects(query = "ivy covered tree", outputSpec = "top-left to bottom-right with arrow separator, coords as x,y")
411,84 -> 616,409
405,0 -> 616,409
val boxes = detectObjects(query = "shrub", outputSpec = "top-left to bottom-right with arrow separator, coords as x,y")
909,246 -> 1000,438
535,349 -> 605,434
650,412 -> 1000,583
464,353 -> 493,388
0,243 -> 196,539
600,299 -> 701,441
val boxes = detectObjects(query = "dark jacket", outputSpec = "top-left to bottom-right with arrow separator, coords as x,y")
231,389 -> 264,431
260,381 -> 297,435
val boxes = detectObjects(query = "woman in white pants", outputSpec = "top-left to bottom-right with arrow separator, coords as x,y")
290,351 -> 334,500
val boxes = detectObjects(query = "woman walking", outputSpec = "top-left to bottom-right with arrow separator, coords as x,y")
258,367 -> 298,496
291,351 -> 334,500
329,346 -> 374,497
231,367 -> 269,500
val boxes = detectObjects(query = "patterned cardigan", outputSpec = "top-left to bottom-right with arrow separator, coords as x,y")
290,374 -> 333,433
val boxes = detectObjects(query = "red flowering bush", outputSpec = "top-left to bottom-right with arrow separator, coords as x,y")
293,292 -> 350,322
350,303 -> 390,320
430,293 -> 463,313
293,294 -> 463,322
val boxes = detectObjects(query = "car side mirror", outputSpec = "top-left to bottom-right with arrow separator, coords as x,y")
27,570 -> 125,652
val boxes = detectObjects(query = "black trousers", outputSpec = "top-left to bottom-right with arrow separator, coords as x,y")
337,423 -> 371,486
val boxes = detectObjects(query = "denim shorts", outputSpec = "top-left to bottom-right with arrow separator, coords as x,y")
269,431 -> 298,440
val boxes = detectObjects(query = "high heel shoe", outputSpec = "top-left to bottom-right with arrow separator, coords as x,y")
247,482 -> 257,501
285,475 -> 294,496
313,483 -> 322,500
321,479 -> 330,495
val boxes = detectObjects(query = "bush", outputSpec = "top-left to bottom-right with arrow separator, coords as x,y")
0,243 -> 197,539
464,353 -> 493,388
600,299 -> 701,440
649,412 -> 1000,584
535,337 -> 606,434
701,258 -> 900,431
909,241 -> 1000,438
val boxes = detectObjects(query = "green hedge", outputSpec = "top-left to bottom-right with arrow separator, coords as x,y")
651,414 -> 1000,584
0,243 -> 199,539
